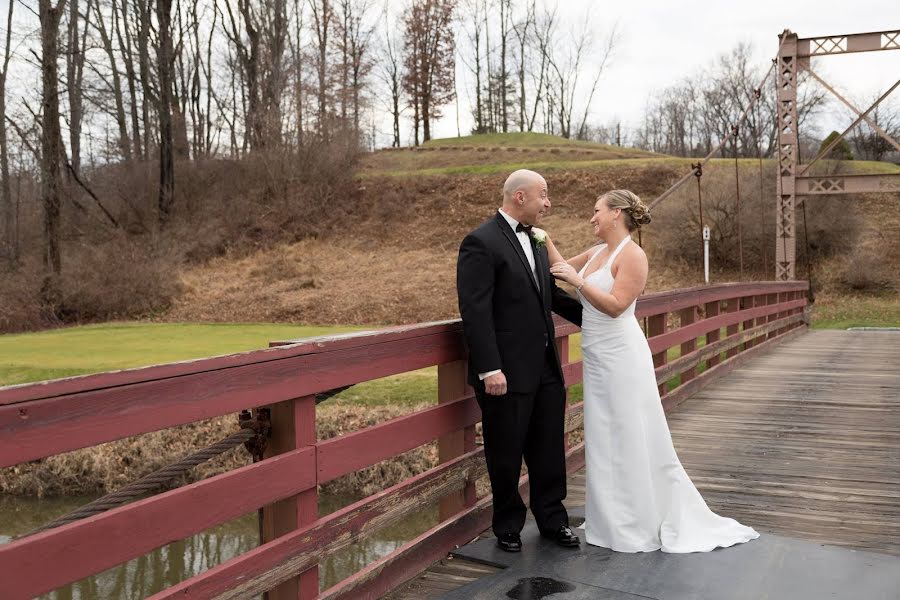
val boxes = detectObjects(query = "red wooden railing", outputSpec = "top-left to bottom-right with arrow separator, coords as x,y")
0,281 -> 808,600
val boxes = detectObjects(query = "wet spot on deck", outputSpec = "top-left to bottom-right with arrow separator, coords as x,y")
506,577 -> 576,599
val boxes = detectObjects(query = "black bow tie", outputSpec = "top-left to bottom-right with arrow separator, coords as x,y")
516,223 -> 533,234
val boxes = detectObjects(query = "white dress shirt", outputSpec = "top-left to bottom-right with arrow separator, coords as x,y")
479,209 -> 539,381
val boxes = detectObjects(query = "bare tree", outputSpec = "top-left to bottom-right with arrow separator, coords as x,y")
308,0 -> 333,138
0,0 -> 14,265
335,0 -> 375,140
459,0 -> 485,133
223,0 -> 289,150
39,0 -> 68,306
156,0 -> 176,225
497,0 -> 511,132
115,0 -> 143,159
377,5 -> 403,147
511,0 -> 534,132
543,16 -> 616,139
66,0 -> 91,173
402,0 -> 457,144
92,0 -> 132,160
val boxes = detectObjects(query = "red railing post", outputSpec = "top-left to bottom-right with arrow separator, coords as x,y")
741,295 -> 756,350
759,293 -> 776,344
725,298 -> 740,358
679,306 -> 699,384
705,299 -> 722,368
437,360 -> 475,519
647,312 -> 668,396
261,395 -> 319,600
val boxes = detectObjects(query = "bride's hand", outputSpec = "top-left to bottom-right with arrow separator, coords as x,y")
550,261 -> 581,285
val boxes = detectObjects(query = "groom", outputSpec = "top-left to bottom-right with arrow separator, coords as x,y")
456,169 -> 583,552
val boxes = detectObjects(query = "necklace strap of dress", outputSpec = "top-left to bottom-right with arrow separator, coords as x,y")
604,237 -> 631,269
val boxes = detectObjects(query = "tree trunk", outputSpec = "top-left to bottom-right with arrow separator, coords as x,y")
117,0 -> 143,160
0,0 -> 13,265
156,0 -> 175,226
94,0 -> 132,160
39,0 -> 67,308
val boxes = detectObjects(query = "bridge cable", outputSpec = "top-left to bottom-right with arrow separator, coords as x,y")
800,199 -> 816,303
733,124 -> 744,277
648,31 -> 790,213
754,88 -> 768,279
692,163 -> 705,266
16,410 -> 272,539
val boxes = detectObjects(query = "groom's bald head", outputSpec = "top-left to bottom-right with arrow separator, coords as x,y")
502,169 -> 550,226
503,169 -> 544,205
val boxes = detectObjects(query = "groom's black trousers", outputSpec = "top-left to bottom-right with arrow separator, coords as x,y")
475,346 -> 569,537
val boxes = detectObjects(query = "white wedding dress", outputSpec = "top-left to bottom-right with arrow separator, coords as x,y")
576,236 -> 759,553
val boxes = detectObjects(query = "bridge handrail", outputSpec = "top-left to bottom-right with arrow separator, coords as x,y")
0,280 -> 809,599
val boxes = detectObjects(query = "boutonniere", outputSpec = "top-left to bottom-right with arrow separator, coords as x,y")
531,228 -> 547,249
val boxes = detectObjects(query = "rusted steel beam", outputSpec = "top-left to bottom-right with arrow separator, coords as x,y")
795,173 -> 900,195
798,30 -> 900,57
802,65 -> 900,154
0,447 -> 316,600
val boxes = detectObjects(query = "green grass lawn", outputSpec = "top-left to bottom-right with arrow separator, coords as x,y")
422,132 -> 649,150
0,322 -> 363,387
811,294 -> 900,329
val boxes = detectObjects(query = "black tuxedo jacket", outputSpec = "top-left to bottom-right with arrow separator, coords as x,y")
457,212 -> 583,393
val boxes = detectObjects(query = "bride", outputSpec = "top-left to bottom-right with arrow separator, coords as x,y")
544,189 -> 759,553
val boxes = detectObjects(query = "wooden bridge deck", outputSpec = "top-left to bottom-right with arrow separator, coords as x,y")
389,329 -> 900,598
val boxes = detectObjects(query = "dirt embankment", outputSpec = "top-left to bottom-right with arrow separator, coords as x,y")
167,162 -> 691,325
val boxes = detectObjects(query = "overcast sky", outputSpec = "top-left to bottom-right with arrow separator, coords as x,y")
1,0 -> 896,149
428,0 -> 900,144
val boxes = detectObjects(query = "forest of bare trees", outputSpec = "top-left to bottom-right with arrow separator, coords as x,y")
0,0 -> 889,331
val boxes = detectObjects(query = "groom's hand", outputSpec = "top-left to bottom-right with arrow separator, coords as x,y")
484,371 -> 508,396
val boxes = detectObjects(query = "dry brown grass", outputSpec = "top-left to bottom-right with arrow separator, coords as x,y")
167,162 -> 703,325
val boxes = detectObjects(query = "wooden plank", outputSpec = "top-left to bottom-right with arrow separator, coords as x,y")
660,326 -> 806,412
654,313 -> 805,382
321,443 -> 586,600
634,281 -> 807,318
0,447 -> 316,600
150,450 -> 488,600
724,297 -> 740,359
679,306 -> 699,384
646,299 -> 806,354
262,396 -> 318,600
666,329 -> 900,556
317,396 -> 481,484
1,320 -> 466,406
438,360 -> 476,519
705,300 -> 721,368
0,330 -> 470,467
647,312 -> 668,397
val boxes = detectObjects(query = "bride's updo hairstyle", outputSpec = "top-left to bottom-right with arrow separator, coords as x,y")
600,189 -> 652,232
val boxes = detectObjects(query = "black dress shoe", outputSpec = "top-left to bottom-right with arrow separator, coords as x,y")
546,525 -> 580,547
496,533 -> 522,552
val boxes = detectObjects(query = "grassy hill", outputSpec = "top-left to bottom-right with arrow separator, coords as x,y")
165,133 -> 898,329
360,133 -> 660,177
